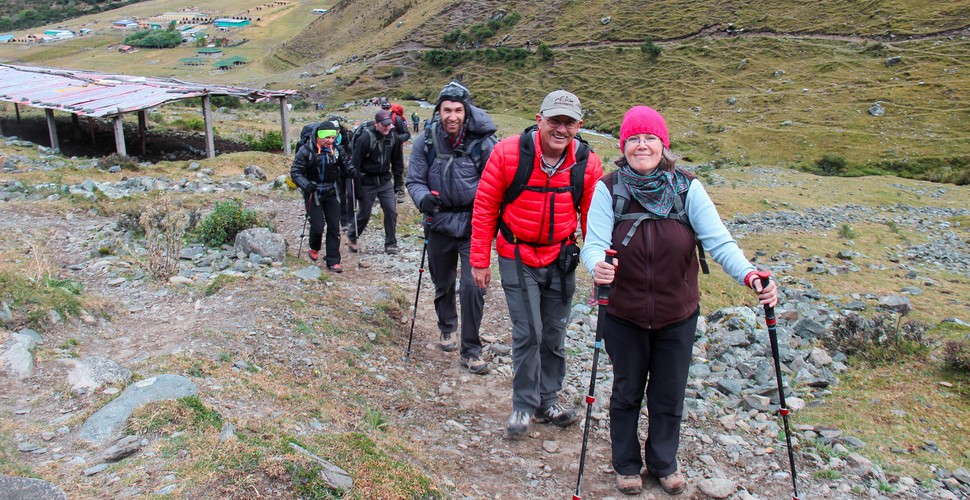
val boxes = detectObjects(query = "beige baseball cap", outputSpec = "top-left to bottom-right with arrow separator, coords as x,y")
539,90 -> 582,120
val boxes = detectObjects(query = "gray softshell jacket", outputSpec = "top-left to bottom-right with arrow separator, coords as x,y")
405,104 -> 498,238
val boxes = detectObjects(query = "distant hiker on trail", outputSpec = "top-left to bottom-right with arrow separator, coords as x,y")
381,99 -> 412,144
406,81 -> 498,375
290,121 -> 357,272
348,110 -> 403,255
579,106 -> 778,496
380,99 -> 411,203
470,90 -> 604,440
411,111 -> 420,133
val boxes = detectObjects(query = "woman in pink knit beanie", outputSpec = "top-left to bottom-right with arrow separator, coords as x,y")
579,106 -> 778,496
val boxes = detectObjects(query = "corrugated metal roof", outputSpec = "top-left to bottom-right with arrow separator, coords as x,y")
0,63 -> 297,118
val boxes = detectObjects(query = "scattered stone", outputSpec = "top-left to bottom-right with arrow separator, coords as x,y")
846,452 -> 873,476
542,441 -> 559,453
244,165 -> 267,180
67,356 -> 132,391
233,228 -> 287,262
868,102 -> 886,116
877,295 -> 911,315
295,266 -> 323,280
289,443 -> 353,492
219,422 -> 237,443
100,435 -> 141,462
698,478 -> 737,498
83,463 -> 109,476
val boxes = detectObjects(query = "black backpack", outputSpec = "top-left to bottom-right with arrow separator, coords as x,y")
611,174 -> 710,273
497,125 -> 589,245
350,120 -> 380,157
297,122 -> 319,153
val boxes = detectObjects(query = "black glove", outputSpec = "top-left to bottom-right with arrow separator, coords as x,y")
345,167 -> 359,180
303,182 -> 318,195
418,193 -> 441,214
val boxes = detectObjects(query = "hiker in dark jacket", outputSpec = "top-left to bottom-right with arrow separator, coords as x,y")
406,81 -> 498,375
349,110 -> 404,254
411,111 -> 420,133
290,121 -> 357,272
580,106 -> 778,496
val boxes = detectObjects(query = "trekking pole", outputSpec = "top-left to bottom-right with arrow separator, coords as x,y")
297,210 -> 309,258
404,191 -> 438,363
574,249 -> 617,500
755,270 -> 800,500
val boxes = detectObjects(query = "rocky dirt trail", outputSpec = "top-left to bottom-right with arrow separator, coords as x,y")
2,152 -> 968,499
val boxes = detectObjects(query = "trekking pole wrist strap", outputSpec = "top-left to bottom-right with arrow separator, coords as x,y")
746,270 -> 772,289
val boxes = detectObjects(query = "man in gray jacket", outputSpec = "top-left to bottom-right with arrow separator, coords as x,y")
406,81 -> 498,375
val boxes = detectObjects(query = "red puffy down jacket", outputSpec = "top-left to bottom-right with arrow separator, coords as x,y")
470,131 -> 603,269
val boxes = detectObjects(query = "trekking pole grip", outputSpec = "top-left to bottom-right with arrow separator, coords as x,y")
597,249 -> 617,304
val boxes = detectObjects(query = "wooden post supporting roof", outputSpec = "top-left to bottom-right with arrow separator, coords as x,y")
71,113 -> 82,140
45,109 -> 59,152
202,95 -> 215,159
112,115 -> 126,156
138,110 -> 147,156
279,96 -> 290,155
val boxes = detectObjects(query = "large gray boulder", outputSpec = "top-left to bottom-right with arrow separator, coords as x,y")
67,356 -> 132,391
233,227 -> 287,262
0,476 -> 67,500
1,329 -> 44,379
78,374 -> 197,445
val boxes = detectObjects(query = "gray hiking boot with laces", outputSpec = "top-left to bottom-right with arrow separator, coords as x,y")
535,403 -> 580,427
507,410 -> 530,440
437,332 -> 458,352
460,355 -> 488,375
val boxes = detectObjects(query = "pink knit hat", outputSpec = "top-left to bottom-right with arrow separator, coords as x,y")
619,105 -> 670,151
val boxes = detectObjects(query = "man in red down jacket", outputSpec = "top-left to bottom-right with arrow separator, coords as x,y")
471,90 -> 604,440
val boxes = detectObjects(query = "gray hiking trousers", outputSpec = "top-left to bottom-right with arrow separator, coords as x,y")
498,255 -> 575,413
427,231 -> 484,359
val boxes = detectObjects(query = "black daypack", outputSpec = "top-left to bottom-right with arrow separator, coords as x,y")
350,120 -> 380,157
497,125 -> 590,245
611,174 -> 710,274
297,122 -> 319,153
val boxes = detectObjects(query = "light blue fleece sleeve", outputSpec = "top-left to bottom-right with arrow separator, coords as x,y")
686,179 -> 755,285
580,180 -> 615,277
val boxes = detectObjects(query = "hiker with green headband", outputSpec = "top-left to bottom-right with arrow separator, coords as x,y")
291,121 -> 358,272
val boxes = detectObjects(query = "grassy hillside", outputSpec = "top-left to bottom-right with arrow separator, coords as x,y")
0,0 -> 968,182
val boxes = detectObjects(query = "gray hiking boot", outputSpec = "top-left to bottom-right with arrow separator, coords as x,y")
437,332 -> 458,352
535,403 -> 580,428
460,355 -> 489,375
507,410 -> 530,440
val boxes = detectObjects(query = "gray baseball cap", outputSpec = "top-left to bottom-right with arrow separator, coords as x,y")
539,90 -> 582,120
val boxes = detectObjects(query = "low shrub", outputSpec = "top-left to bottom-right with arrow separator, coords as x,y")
824,312 -> 930,363
171,115 -> 205,131
195,199 -> 260,247
244,130 -> 284,152
943,339 -> 970,374
815,154 -> 847,176
640,38 -> 662,60
98,153 -> 140,171
138,194 -> 187,280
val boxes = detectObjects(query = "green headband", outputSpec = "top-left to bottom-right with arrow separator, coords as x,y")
317,129 -> 338,139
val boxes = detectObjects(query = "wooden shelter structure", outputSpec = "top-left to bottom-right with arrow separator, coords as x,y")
0,63 -> 297,157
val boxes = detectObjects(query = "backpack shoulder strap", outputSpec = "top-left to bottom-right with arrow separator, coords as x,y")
570,140 -> 589,212
423,121 -> 438,166
504,126 -> 537,205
